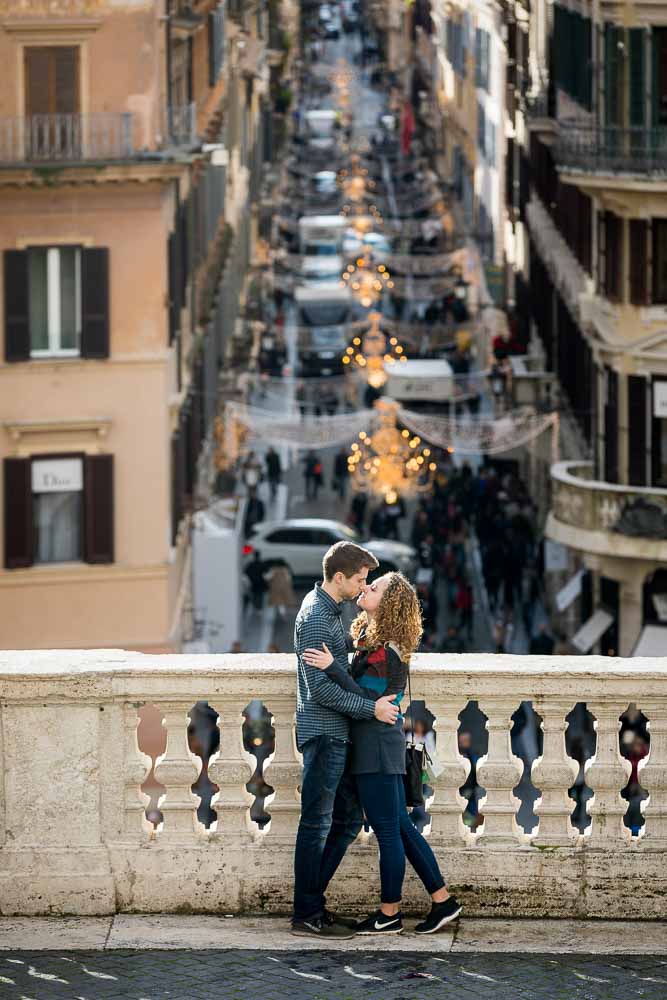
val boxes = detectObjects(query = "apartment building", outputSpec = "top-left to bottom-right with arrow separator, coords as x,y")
522,3 -> 667,654
0,0 -> 270,650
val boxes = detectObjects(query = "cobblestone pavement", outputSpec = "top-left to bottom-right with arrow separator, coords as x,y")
2,950 -> 667,1000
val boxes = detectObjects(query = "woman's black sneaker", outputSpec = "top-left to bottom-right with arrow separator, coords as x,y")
414,897 -> 462,934
355,909 -> 403,935
291,917 -> 355,939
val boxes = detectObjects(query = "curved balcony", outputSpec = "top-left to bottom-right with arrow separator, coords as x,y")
547,461 -> 667,560
556,126 -> 667,178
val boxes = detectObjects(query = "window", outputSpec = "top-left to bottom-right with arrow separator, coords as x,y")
32,457 -> 83,563
653,220 -> 667,304
3,454 -> 114,569
24,46 -> 80,160
265,528 -> 312,545
4,246 -> 109,362
475,28 -> 490,93
28,246 -> 81,356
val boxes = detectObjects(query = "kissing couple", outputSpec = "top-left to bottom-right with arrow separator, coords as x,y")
291,540 -> 462,937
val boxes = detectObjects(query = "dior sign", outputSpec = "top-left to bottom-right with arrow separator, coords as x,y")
31,458 -> 83,494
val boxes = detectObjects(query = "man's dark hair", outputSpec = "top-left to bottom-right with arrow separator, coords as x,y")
322,541 -> 378,581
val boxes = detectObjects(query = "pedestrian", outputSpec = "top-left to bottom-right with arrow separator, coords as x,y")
455,577 -> 474,641
290,542 -> 400,938
370,504 -> 389,538
440,624 -> 465,654
245,552 -> 268,611
303,450 -> 317,501
333,447 -> 350,499
529,623 -> 555,655
267,563 -> 296,620
304,571 -> 463,935
243,488 -> 265,538
350,491 -> 368,534
265,446 -> 282,502
493,619 -> 506,654
296,381 -> 307,419
241,450 -> 263,492
312,454 -> 324,499
384,494 -> 405,541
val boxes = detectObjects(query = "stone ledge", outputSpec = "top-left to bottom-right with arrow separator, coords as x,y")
1,916 -> 666,953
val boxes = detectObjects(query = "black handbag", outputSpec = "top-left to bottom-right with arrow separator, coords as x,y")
402,652 -> 429,808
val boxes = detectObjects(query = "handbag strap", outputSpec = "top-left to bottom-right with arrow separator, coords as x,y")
386,641 -> 416,744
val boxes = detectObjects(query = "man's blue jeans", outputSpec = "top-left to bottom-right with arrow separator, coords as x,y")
293,735 -> 363,922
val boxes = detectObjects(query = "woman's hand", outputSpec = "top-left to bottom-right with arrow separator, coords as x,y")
303,643 -> 334,670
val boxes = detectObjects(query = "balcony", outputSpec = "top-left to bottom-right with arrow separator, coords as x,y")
0,107 -> 198,166
1,649 -> 666,918
556,126 -> 667,178
547,461 -> 667,560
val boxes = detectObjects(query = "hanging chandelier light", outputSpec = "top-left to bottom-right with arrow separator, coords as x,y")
341,251 -> 393,308
341,311 -> 408,387
347,399 -> 437,504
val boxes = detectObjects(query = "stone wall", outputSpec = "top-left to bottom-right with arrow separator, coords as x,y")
0,649 -> 665,917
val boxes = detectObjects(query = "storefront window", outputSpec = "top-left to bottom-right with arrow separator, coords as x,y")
31,457 -> 83,564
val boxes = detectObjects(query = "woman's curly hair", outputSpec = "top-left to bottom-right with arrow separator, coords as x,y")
350,571 -> 423,663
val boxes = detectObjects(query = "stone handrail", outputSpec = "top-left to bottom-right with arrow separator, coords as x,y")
1,650 -> 666,918
551,461 -> 667,533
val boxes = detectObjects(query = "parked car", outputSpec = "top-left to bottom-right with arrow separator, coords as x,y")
243,519 -> 418,582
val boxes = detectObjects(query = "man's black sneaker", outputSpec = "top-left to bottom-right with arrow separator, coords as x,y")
414,897 -> 462,934
291,917 -> 355,939
355,909 -> 403,935
323,908 -> 359,929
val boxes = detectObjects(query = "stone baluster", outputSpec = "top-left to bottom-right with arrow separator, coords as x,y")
532,701 -> 580,846
153,704 -> 202,838
427,699 -> 469,842
208,700 -> 255,839
261,696 -> 302,842
586,703 -> 630,846
476,700 -> 524,844
0,704 -> 5,848
122,704 -> 152,836
638,701 -> 667,844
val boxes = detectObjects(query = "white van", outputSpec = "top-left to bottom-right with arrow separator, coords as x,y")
304,110 -> 338,151
295,283 -> 352,376
298,215 -> 346,257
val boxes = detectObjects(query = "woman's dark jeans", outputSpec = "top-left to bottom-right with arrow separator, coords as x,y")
356,772 -> 446,904
293,735 -> 363,923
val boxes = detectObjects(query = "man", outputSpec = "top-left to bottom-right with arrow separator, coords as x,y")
265,446 -> 282,502
292,542 -> 399,939
529,622 -> 555,655
333,447 -> 350,500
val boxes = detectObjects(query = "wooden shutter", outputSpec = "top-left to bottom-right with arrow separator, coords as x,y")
25,46 -> 78,115
84,454 -> 114,563
629,219 -> 648,305
4,250 -> 30,361
629,28 -> 645,126
80,247 -> 109,358
605,24 -> 622,126
604,368 -> 619,483
4,458 -> 33,569
628,375 -> 648,486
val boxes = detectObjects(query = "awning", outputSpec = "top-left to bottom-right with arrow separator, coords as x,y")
571,608 -> 614,653
555,570 -> 585,613
633,624 -> 667,657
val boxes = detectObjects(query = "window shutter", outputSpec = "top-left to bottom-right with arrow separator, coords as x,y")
629,219 -> 648,305
4,250 -> 30,362
3,458 -> 33,569
629,28 -> 645,127
628,375 -> 648,486
168,232 -> 181,345
80,247 -> 110,358
84,454 -> 114,563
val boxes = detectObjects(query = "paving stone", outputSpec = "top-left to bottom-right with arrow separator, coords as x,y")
2,950 -> 667,1000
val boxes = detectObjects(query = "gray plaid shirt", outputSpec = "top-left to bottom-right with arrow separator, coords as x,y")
294,583 -> 375,749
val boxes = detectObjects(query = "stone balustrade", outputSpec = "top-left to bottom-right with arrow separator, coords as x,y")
548,461 -> 667,560
1,649 -> 666,918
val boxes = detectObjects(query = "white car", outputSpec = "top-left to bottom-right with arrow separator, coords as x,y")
243,518 -> 417,581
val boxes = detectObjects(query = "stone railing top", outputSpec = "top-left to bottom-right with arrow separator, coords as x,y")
552,460 -> 667,500
2,651 -> 667,698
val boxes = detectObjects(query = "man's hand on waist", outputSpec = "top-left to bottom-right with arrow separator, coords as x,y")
374,695 -> 400,725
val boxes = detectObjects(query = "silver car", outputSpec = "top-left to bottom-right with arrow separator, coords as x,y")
243,518 -> 417,582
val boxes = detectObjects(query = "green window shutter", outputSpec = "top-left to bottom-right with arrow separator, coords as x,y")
583,17 -> 593,110
605,23 -> 621,126
629,28 -> 645,126
652,28 -> 661,127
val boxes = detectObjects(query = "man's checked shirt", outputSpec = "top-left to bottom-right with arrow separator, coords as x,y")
294,583 -> 375,749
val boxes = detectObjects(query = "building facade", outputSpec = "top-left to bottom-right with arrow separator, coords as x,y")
0,0 -> 272,650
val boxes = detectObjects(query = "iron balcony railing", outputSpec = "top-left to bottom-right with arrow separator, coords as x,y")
0,106 -> 198,165
556,125 -> 667,175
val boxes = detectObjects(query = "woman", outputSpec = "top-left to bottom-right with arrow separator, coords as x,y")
303,571 -> 462,935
